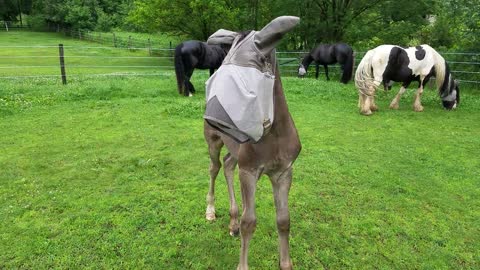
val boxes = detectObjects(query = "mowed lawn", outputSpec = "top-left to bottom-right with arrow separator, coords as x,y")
1,32 -> 480,269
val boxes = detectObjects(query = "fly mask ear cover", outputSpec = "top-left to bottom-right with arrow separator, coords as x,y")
204,16 -> 300,143
206,29 -> 239,45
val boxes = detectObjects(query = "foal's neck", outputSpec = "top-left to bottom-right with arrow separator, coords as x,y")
271,69 -> 295,133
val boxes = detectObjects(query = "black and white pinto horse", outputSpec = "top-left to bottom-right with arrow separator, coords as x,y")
355,44 -> 460,115
298,43 -> 354,84
174,41 -> 229,96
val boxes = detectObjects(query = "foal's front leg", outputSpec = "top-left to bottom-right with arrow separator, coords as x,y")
238,169 -> 259,270
270,167 -> 294,270
223,153 -> 239,236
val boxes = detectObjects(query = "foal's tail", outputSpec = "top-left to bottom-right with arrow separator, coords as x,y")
354,49 -> 376,96
341,49 -> 355,84
174,45 -> 186,95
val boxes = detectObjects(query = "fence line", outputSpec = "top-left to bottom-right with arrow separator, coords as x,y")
0,73 -> 168,79
1,45 -> 479,86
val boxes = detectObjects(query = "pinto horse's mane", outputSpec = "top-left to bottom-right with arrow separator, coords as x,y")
424,45 -> 449,96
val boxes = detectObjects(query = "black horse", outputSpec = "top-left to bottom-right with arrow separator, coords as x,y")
298,43 -> 354,84
174,41 -> 229,96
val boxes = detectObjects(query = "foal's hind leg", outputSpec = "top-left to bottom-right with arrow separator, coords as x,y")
223,153 -> 239,236
206,138 -> 223,221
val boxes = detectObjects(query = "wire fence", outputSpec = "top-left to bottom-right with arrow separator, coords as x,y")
0,44 -> 479,87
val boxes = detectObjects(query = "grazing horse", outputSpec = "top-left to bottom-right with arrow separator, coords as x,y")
355,44 -> 460,115
204,16 -> 301,269
298,43 -> 354,83
174,41 -> 229,96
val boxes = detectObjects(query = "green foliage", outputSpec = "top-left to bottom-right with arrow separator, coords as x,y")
127,0 -> 241,40
8,0 -> 478,51
0,0 -> 32,21
29,0 -> 133,31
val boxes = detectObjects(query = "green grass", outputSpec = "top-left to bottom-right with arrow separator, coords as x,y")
1,32 -> 480,269
90,31 -> 184,48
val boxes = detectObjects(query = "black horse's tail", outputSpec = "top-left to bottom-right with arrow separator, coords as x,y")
341,49 -> 355,84
174,44 -> 186,95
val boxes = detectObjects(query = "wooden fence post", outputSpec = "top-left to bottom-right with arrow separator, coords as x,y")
148,38 -> 152,56
113,33 -> 116,47
128,36 -> 132,50
58,44 -> 67,85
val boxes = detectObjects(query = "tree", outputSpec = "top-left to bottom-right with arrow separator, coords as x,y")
0,0 -> 32,22
30,0 -> 133,31
128,0 -> 241,41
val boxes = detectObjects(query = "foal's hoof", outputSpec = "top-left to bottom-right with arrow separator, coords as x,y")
389,103 -> 399,110
280,261 -> 293,270
360,110 -> 373,116
370,105 -> 379,111
206,212 -> 216,221
414,105 -> 424,112
229,227 -> 240,237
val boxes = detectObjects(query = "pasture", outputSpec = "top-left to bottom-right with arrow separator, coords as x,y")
1,32 -> 480,269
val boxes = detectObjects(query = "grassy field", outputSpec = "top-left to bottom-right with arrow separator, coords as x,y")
0,31 -> 171,78
1,32 -> 480,269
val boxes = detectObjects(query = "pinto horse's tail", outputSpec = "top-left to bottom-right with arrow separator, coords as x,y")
341,49 -> 355,84
354,49 -> 376,97
174,44 -> 186,96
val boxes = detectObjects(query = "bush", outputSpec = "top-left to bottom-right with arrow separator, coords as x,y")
28,14 -> 47,31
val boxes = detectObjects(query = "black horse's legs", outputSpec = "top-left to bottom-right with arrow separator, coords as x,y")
315,64 -> 319,79
184,69 -> 194,96
324,65 -> 330,81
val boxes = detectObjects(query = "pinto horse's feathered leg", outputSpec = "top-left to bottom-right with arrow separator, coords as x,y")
389,85 -> 407,109
413,77 -> 425,112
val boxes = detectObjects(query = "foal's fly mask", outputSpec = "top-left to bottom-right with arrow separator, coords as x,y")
204,16 -> 300,143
